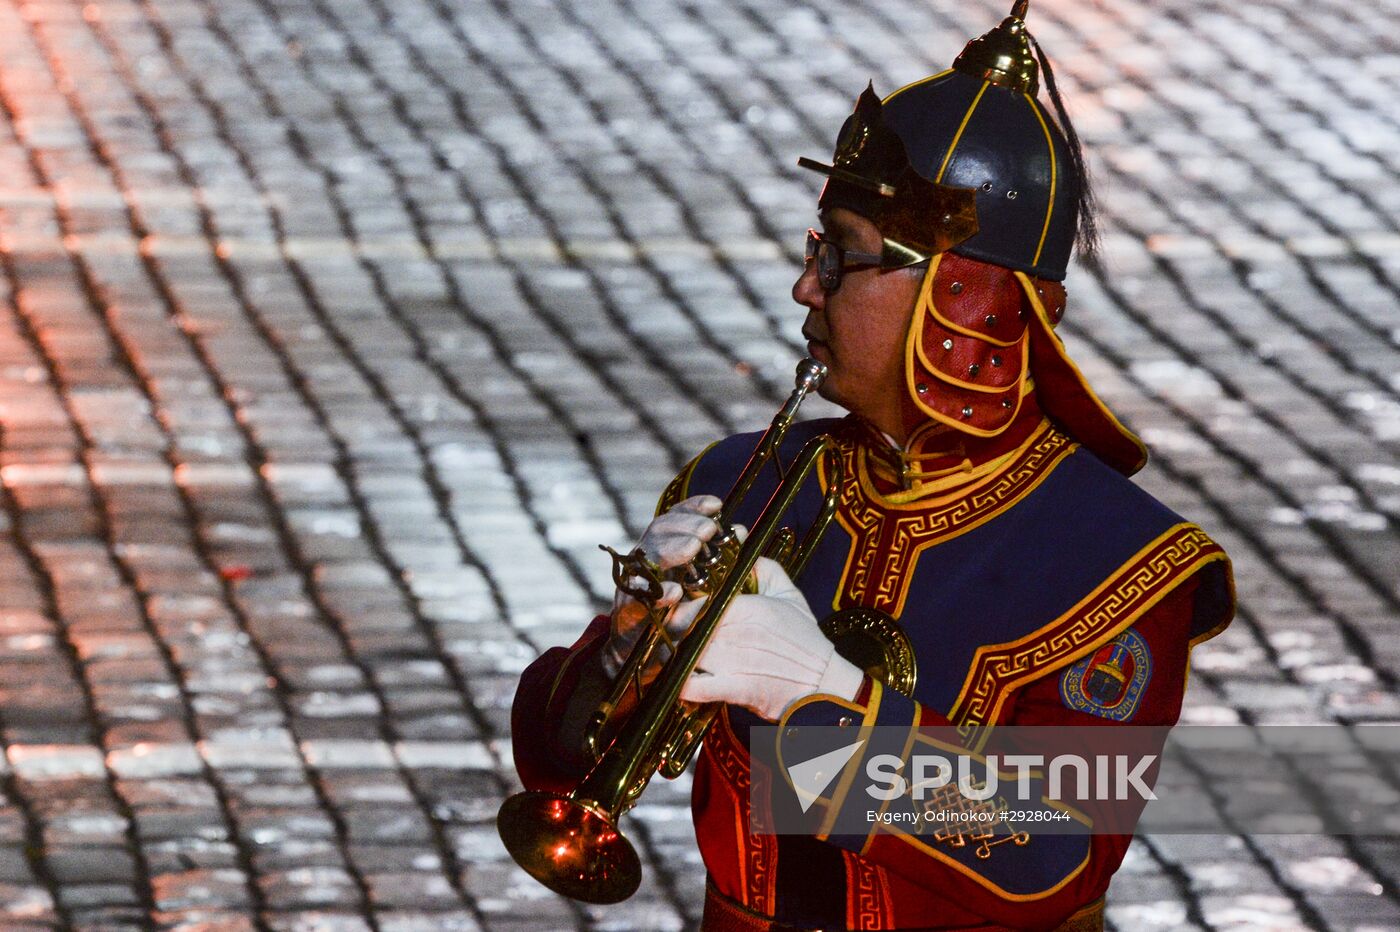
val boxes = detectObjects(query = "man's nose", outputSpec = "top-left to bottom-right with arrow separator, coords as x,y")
792,259 -> 824,309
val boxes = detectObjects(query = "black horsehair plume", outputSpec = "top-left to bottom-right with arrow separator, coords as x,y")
1029,34 -> 1100,264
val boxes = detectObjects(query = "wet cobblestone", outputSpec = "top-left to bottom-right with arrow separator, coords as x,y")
0,0 -> 1394,928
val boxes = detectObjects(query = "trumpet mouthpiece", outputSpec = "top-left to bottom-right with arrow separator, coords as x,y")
796,357 -> 828,392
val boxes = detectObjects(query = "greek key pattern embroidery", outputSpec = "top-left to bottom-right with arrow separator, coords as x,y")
846,856 -> 891,930
707,717 -> 776,915
836,429 -> 1074,612
955,525 -> 1223,730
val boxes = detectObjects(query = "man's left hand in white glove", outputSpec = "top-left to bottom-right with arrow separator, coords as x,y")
675,558 -> 865,722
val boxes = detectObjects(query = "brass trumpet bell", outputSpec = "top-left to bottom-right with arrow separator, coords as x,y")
497,791 -> 641,904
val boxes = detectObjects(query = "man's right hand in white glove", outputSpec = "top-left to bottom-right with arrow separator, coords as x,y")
603,494 -> 723,676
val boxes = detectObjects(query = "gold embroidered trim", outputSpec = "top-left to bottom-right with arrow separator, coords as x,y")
829,426 -> 1075,615
707,712 -> 777,914
951,524 -> 1228,739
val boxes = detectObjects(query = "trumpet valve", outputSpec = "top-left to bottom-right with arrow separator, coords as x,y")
762,527 -> 797,570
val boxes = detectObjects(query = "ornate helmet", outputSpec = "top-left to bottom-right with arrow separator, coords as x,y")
800,1 -> 1147,476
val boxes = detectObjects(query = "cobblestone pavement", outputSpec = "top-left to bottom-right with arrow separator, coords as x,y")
0,0 -> 1395,928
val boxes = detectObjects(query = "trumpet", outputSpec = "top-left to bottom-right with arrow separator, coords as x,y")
497,358 -> 841,904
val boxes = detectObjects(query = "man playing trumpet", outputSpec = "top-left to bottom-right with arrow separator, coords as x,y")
507,3 -> 1234,929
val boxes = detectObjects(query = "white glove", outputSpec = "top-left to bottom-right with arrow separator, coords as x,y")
678,558 -> 865,721
604,495 -> 723,675
634,494 -> 725,570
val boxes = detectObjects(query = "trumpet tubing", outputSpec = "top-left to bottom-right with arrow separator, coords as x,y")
498,358 -> 838,904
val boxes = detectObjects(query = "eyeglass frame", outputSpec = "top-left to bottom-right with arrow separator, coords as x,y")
805,229 -> 928,293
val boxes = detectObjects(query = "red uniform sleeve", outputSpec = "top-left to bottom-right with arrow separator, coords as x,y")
510,452 -> 715,795
774,576 -> 1202,930
510,614 -> 614,794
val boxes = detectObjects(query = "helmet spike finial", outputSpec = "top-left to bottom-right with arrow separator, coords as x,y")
952,2 -> 1040,95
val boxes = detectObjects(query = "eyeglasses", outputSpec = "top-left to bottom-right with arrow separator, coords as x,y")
805,229 -> 884,293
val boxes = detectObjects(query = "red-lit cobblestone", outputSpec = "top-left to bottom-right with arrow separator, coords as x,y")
0,0 -> 1396,928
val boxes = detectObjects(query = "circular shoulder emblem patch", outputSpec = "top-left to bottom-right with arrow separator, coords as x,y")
1059,629 -> 1152,721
